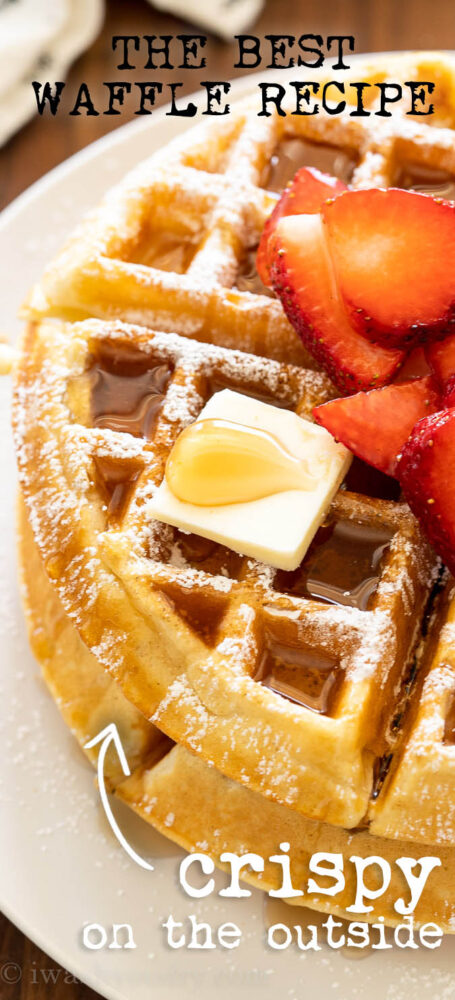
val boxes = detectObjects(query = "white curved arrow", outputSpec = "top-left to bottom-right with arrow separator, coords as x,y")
84,723 -> 154,871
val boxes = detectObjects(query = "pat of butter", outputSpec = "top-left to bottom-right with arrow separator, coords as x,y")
148,389 -> 352,572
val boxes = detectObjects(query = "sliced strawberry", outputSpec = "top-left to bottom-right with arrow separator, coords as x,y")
256,167 -> 346,285
313,376 -> 440,477
322,189 -> 455,349
425,333 -> 455,406
394,346 -> 430,383
398,408 -> 455,575
269,214 -> 405,394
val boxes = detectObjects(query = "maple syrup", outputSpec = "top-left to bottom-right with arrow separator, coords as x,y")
255,634 -> 341,714
93,456 -> 143,522
174,531 -> 244,579
89,341 -> 173,439
207,375 -> 292,410
344,457 -> 401,502
128,229 -> 198,272
235,246 -> 276,297
262,137 -> 358,192
275,518 -> 393,611
158,581 -> 229,644
371,752 -> 393,799
443,690 -> 455,743
166,418 -> 319,506
395,161 -> 455,200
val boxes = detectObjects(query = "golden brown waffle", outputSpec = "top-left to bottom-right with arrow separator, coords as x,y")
14,51 -> 455,849
18,499 -> 166,787
13,316 -> 439,834
369,580 -> 455,845
23,53 -> 455,367
18,500 -> 455,932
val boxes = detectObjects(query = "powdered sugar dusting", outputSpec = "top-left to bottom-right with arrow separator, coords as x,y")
13,72 -> 455,841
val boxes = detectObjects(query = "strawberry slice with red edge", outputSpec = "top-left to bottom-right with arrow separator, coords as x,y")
397,408 -> 455,575
425,333 -> 455,407
269,213 -> 405,394
322,188 -> 455,349
313,376 -> 440,477
256,167 -> 346,286
394,346 -> 431,383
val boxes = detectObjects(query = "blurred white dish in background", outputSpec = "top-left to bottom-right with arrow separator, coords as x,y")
0,0 -> 263,148
148,0 -> 264,40
0,0 -> 103,147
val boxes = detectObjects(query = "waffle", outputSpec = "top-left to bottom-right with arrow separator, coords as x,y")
18,499 -> 455,933
13,51 -> 455,847
23,53 -> 455,368
13,316 -> 440,834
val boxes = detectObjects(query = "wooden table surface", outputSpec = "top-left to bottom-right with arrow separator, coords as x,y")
1,0 -> 454,995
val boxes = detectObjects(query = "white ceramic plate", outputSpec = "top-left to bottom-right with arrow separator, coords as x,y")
1,66 -> 455,1000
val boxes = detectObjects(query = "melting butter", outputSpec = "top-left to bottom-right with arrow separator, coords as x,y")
165,418 -> 320,507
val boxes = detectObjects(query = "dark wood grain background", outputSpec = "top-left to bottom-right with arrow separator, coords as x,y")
1,0 -> 454,995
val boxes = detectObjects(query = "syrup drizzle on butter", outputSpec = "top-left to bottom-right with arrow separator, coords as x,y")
165,418 -> 321,506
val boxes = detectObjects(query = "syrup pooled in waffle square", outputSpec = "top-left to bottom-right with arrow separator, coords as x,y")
14,317 -> 439,832
23,53 -> 455,367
